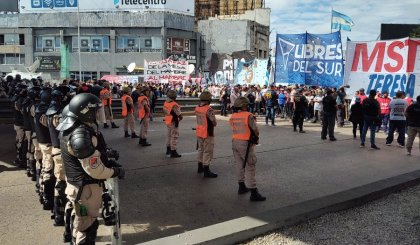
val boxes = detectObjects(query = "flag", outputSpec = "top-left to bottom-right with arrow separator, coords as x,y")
331,10 -> 354,31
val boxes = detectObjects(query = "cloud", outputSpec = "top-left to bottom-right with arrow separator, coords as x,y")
267,0 -> 420,42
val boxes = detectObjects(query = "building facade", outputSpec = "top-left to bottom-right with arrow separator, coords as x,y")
0,5 -> 200,81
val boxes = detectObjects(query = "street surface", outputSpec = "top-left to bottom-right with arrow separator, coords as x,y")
1,116 -> 420,244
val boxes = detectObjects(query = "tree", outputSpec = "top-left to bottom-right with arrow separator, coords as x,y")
409,26 -> 420,38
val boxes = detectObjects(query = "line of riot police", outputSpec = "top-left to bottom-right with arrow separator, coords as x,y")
9,76 -> 124,245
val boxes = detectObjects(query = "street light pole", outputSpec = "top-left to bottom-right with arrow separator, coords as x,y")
77,3 -> 82,81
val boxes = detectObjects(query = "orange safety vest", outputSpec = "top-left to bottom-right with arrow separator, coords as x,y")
100,89 -> 112,106
138,95 -> 149,119
195,105 -> 210,138
121,94 -> 133,117
163,101 -> 179,126
229,111 -> 252,141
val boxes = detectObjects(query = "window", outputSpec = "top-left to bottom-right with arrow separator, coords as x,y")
70,71 -> 98,81
0,54 -> 25,64
117,36 -> 162,53
35,36 -> 61,52
0,34 -> 24,45
72,36 -> 109,53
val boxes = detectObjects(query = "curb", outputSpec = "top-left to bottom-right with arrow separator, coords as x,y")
140,170 -> 420,245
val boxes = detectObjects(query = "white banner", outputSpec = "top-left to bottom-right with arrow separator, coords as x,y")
20,0 -> 194,15
144,59 -> 188,83
345,38 -> 420,98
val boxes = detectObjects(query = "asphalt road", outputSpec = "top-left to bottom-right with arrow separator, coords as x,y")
1,116 -> 419,244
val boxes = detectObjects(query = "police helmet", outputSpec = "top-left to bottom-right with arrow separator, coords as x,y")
68,93 -> 102,124
234,96 -> 249,108
167,90 -> 177,100
27,86 -> 42,101
199,91 -> 212,102
36,87 -> 53,114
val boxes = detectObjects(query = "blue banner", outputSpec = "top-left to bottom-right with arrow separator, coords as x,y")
275,32 -> 344,88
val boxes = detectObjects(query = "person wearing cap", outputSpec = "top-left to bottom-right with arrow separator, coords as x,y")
321,89 -> 338,141
100,82 -> 119,129
360,90 -> 381,149
312,90 -> 323,123
163,90 -> 183,158
121,87 -> 139,139
195,91 -> 218,178
405,95 -> 420,156
376,91 -> 391,133
349,97 -> 364,139
292,88 -> 308,133
229,96 -> 266,201
138,86 -> 152,146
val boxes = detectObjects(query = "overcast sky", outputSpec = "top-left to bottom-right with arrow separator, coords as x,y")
266,0 -> 420,44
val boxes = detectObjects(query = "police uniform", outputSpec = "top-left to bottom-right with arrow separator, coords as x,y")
120,87 -> 138,138
11,84 -> 27,169
229,97 -> 266,202
58,93 -> 124,245
163,90 -> 183,158
46,86 -> 71,226
35,87 -> 55,210
100,83 -> 119,129
138,87 -> 152,146
195,91 -> 217,177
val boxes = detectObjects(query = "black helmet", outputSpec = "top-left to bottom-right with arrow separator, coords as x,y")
36,87 -> 52,114
69,93 -> 102,124
27,86 -> 42,101
47,86 -> 71,116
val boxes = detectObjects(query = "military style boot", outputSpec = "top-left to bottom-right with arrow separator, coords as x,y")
197,162 -> 204,173
170,150 -> 182,158
111,122 -> 119,128
104,123 -> 109,128
141,139 -> 151,147
238,182 -> 249,194
131,132 -> 139,138
29,159 -> 36,181
203,166 -> 218,178
166,147 -> 171,157
250,188 -> 266,202
53,196 -> 65,226
124,131 -> 130,138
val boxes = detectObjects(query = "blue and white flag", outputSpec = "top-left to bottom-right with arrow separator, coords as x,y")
331,10 -> 354,31
274,32 -> 344,88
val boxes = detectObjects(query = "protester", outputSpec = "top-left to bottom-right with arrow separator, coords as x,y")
360,90 -> 381,149
376,91 -> 391,133
321,89 -> 337,141
349,97 -> 364,139
386,91 -> 408,147
405,95 -> 420,156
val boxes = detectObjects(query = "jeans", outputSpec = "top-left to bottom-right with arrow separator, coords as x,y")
386,120 -> 406,146
265,107 -> 276,125
321,112 -> 336,139
278,105 -> 286,118
221,103 -> 228,116
361,116 -> 377,146
249,103 -> 255,113
377,114 -> 390,133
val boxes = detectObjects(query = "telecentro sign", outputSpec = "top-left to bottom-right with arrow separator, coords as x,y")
118,0 -> 168,6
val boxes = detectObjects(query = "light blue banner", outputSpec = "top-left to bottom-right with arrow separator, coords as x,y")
274,31 -> 344,88
234,59 -> 269,86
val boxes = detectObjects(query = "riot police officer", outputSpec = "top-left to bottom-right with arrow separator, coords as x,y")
163,90 -> 183,158
46,85 -> 71,226
11,83 -> 27,169
195,91 -> 218,177
58,93 -> 124,244
35,87 -> 55,210
229,97 -> 266,202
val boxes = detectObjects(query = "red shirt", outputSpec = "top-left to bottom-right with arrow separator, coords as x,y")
376,97 -> 391,115
405,97 -> 413,105
358,94 -> 367,104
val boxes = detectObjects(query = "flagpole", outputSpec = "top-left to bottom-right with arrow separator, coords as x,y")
330,8 -> 333,33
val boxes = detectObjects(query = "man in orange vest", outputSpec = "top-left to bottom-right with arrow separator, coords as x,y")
229,97 -> 266,202
195,91 -> 218,178
138,86 -> 152,146
100,82 -> 119,129
121,87 -> 139,138
163,90 -> 183,158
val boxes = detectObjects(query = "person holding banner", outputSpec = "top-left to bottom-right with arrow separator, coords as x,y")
360,90 -> 381,150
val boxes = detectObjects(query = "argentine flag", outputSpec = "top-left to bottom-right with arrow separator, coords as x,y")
331,10 -> 354,31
